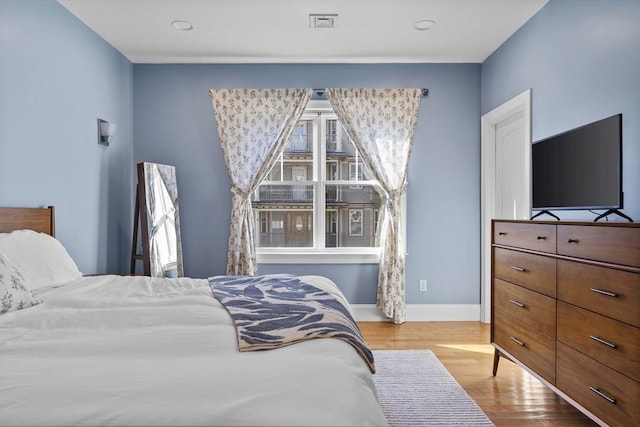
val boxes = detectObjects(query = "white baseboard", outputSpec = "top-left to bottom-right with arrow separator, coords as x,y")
351,304 -> 481,322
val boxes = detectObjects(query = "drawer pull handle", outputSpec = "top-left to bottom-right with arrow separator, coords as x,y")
589,386 -> 616,404
589,335 -> 618,349
510,266 -> 526,272
567,238 -> 579,244
510,336 -> 525,346
536,236 -> 546,240
498,232 -> 507,236
590,288 -> 618,298
509,300 -> 525,308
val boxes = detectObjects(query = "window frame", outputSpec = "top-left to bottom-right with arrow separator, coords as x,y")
256,100 -> 388,264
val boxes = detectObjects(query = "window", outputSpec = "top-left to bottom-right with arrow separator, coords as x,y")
349,209 -> 363,236
349,162 -> 363,189
253,100 -> 382,263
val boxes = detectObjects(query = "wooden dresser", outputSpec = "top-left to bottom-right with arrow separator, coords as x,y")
491,220 -> 640,426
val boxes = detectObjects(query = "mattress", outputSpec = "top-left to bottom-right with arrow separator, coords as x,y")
0,274 -> 386,426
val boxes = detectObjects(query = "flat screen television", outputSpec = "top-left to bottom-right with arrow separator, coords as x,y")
531,113 -> 625,220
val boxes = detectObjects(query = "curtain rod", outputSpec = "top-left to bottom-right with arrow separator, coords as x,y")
312,88 -> 429,97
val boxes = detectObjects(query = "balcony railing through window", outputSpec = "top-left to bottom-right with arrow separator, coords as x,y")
255,184 -> 314,203
284,134 -> 313,153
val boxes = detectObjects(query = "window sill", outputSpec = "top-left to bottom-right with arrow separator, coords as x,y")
257,250 -> 380,264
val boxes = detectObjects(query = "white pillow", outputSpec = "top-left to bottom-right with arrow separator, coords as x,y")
0,250 -> 41,314
0,230 -> 82,290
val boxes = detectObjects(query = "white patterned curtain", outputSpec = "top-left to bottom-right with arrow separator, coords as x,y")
210,88 -> 311,275
328,89 -> 421,324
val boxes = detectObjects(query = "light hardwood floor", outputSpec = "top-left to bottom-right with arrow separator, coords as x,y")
358,321 -> 597,427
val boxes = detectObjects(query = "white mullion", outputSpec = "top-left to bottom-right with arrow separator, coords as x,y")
316,113 -> 326,250
313,113 -> 325,250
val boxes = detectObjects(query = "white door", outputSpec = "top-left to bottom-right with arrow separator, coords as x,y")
495,110 -> 529,220
481,90 -> 531,323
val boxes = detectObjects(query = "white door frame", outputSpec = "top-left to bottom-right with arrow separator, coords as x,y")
480,89 -> 532,323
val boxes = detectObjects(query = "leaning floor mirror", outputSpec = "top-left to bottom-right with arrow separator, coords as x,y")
131,162 -> 184,277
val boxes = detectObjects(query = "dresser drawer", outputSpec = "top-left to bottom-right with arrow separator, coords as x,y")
493,310 -> 555,383
494,278 -> 556,337
557,343 -> 640,427
557,302 -> 640,382
494,248 -> 556,297
557,260 -> 640,327
494,221 -> 556,253
557,225 -> 640,268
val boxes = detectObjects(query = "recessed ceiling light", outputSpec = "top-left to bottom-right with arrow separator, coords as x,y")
171,20 -> 194,31
413,19 -> 436,31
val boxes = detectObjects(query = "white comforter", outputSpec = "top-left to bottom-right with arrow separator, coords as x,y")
0,275 -> 386,426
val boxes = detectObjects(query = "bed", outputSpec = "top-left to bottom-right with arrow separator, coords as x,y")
0,206 -> 387,426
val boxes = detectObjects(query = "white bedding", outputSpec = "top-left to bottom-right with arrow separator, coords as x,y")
0,274 -> 386,426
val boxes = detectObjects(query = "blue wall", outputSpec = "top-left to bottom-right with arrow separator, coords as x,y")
133,64 -> 482,304
482,0 -> 640,221
0,0 -> 134,274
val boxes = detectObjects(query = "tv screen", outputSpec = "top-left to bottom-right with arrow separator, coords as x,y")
532,113 -> 622,211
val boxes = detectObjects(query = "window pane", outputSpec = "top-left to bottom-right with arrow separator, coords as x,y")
326,123 -> 375,182
325,184 -> 382,248
253,185 -> 314,248
254,118 -> 315,249
265,119 -> 314,181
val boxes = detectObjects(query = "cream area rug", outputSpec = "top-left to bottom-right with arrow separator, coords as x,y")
373,350 -> 495,426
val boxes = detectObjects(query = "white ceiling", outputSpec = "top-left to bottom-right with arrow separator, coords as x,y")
58,0 -> 548,64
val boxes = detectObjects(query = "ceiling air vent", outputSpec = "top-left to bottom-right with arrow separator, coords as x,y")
309,14 -> 338,29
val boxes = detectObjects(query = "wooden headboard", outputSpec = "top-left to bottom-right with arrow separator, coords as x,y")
0,206 -> 55,236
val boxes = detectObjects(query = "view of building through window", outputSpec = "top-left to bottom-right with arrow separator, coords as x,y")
252,104 -> 382,250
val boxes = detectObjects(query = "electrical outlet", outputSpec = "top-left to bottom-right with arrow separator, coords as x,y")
419,279 -> 427,292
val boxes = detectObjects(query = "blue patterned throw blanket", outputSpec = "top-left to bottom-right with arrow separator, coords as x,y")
209,274 -> 375,373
